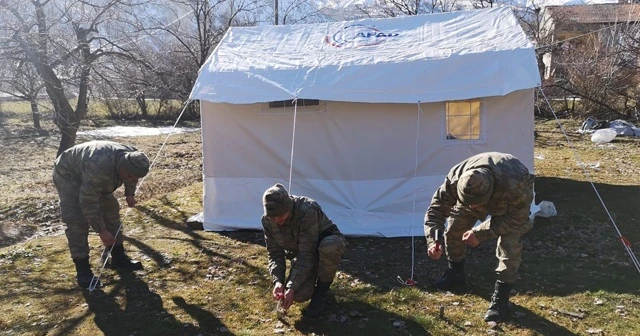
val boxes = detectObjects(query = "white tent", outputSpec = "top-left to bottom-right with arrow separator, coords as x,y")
189,7 -> 541,237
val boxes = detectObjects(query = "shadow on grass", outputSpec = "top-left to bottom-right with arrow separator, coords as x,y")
522,176 -> 640,295
216,229 -> 266,247
146,174 -> 638,296
134,200 -> 270,287
172,296 -> 234,335
339,176 -> 640,297
294,298 -> 431,335
165,174 -> 639,299
509,304 -> 578,336
79,269 -> 230,336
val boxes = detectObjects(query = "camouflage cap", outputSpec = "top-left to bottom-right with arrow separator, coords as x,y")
121,151 -> 150,177
263,183 -> 293,217
457,168 -> 494,206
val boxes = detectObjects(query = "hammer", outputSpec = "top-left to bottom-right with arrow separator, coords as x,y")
434,229 -> 444,253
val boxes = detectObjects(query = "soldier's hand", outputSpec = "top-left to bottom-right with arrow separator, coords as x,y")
273,282 -> 284,301
462,230 -> 479,247
126,196 -> 137,208
282,288 -> 295,310
99,229 -> 116,246
428,245 -> 442,260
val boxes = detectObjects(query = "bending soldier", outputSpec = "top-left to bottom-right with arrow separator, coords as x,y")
53,140 -> 150,289
261,184 -> 347,317
423,152 -> 534,323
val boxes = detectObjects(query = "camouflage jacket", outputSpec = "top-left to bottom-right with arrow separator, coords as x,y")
262,196 -> 339,291
423,152 -> 534,248
53,141 -> 140,232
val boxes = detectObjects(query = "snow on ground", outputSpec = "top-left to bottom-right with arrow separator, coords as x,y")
78,126 -> 199,137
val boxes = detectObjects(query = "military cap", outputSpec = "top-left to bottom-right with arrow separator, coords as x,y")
457,167 -> 494,206
263,183 -> 293,217
120,151 -> 150,177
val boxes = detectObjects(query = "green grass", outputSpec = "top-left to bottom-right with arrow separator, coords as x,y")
0,117 -> 639,335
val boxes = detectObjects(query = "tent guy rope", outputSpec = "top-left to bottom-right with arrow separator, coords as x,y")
88,99 -> 193,291
537,87 -> 640,276
288,98 -> 299,193
398,102 -> 424,286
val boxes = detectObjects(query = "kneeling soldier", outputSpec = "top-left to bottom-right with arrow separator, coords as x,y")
261,184 -> 347,317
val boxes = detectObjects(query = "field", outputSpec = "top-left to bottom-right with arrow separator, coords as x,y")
1,101 -> 639,335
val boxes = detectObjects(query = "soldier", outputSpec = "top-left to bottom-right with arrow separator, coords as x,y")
261,183 -> 347,317
53,140 -> 150,289
423,152 -> 534,323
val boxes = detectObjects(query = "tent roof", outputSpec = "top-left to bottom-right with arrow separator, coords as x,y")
190,7 -> 541,104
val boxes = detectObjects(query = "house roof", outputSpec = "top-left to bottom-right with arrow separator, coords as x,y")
190,7 -> 541,104
545,4 -> 640,24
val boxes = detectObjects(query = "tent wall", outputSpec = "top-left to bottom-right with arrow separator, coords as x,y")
201,89 -> 534,237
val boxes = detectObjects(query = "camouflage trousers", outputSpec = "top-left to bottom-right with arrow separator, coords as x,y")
53,170 -> 123,259
291,234 -> 347,302
444,206 -> 533,284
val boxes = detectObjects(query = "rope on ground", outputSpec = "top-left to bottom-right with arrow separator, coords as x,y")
537,87 -> 640,275
398,102 -> 424,286
89,99 -> 193,291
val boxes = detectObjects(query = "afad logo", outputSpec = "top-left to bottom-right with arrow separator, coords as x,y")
325,24 -> 399,48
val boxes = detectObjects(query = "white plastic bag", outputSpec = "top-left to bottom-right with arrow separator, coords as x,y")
535,201 -> 557,218
590,128 -> 617,143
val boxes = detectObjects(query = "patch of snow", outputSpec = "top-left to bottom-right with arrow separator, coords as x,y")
78,126 -> 199,137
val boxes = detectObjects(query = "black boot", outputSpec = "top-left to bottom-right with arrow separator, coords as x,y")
432,260 -> 465,290
109,243 -> 143,270
484,281 -> 512,323
305,281 -> 331,317
73,257 -> 100,289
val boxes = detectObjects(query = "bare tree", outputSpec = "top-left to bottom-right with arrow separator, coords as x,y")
552,28 -> 640,119
0,59 -> 46,129
512,6 -> 558,79
0,0 -> 153,156
472,0 -> 494,9
278,0 -> 332,24
353,0 -> 462,17
536,5 -> 640,119
111,0 -> 265,119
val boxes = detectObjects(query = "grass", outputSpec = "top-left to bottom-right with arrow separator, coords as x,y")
1,112 -> 639,335
0,98 -> 187,123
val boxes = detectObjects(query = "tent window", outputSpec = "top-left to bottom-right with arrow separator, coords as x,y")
445,100 -> 481,140
268,99 -> 320,108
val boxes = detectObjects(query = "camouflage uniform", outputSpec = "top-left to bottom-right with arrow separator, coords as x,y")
423,152 -> 534,283
53,141 -> 143,259
262,184 -> 346,302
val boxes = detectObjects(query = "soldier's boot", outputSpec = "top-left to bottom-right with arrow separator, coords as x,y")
73,257 -> 100,289
484,280 -> 512,323
432,260 -> 466,290
109,243 -> 143,270
305,281 -> 332,317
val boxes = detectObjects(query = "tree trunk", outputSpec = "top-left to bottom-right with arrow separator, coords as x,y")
136,92 -> 148,119
30,99 -> 41,129
56,121 -> 78,158
274,0 -> 278,25
30,0 -> 81,156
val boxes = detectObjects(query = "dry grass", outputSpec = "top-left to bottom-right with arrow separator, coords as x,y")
0,111 -> 639,336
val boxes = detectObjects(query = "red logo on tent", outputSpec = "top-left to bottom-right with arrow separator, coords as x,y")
325,24 -> 399,48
